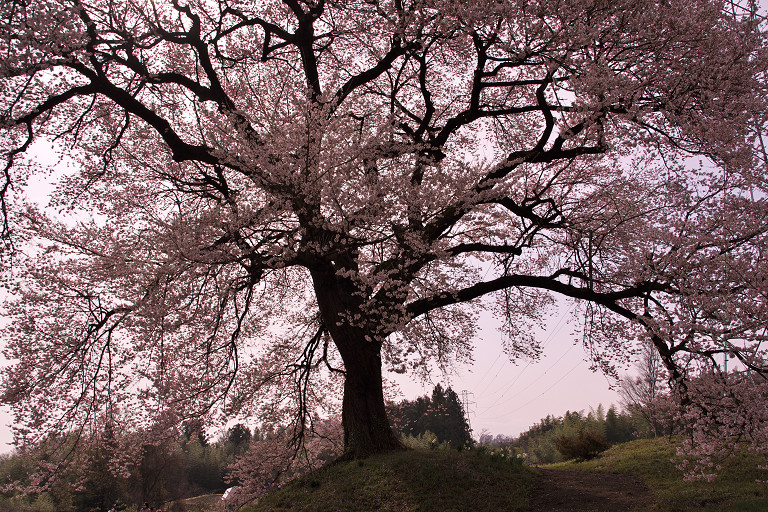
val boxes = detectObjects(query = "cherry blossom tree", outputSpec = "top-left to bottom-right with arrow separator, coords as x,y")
224,416 -> 342,508
1,0 -> 768,469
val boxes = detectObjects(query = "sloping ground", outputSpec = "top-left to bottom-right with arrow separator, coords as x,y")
170,493 -> 224,512
245,449 -> 536,512
241,439 -> 768,512
242,448 -> 657,512
549,438 -> 768,511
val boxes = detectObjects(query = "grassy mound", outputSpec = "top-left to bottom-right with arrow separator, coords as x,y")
548,438 -> 768,511
243,449 -> 535,512
238,438 -> 768,512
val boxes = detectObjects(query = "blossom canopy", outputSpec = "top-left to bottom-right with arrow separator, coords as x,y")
0,0 -> 767,468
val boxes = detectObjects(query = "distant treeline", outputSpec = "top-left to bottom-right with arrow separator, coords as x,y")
0,385 -> 471,512
0,383 -> 667,511
0,422 -> 257,512
386,384 -> 474,450
478,403 -> 666,464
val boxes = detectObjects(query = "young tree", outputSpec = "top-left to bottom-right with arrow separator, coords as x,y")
620,340 -> 673,437
224,416 -> 342,508
1,0 -> 767,468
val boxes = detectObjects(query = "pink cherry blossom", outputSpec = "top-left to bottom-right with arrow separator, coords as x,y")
0,0 -> 766,484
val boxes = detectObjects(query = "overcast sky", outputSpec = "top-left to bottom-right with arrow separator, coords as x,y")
0,143 -> 629,452
0,300 -> 628,452
389,302 -> 626,440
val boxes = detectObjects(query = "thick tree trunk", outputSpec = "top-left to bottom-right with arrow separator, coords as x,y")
311,268 -> 404,459
338,344 -> 404,459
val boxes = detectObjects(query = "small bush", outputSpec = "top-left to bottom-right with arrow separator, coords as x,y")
473,444 -> 528,467
400,431 -> 451,451
555,430 -> 610,461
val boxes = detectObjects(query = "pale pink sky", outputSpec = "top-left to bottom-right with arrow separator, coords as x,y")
0,144 -> 627,451
389,303 -> 626,439
0,301 -> 626,452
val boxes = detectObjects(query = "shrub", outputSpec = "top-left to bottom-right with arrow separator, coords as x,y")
555,430 -> 610,461
400,431 -> 450,450
473,445 -> 527,467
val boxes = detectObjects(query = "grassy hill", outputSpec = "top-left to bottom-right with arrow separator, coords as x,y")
242,449 -> 535,512
237,438 -> 768,512
549,438 -> 768,511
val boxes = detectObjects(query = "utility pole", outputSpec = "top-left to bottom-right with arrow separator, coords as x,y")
461,390 -> 475,431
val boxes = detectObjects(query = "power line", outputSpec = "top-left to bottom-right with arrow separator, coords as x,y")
487,340 -> 580,411
509,360 -> 583,413
477,301 -> 577,413
474,349 -> 506,395
481,359 -> 584,421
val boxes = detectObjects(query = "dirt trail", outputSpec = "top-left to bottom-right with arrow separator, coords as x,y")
527,468 -> 657,511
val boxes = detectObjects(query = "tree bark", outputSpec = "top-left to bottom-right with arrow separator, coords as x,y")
338,343 -> 403,459
311,269 -> 404,459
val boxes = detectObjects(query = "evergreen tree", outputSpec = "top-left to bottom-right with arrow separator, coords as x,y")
225,424 -> 253,455
388,385 -> 473,449
604,406 -> 636,444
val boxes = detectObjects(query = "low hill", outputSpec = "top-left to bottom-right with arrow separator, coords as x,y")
239,439 -> 768,512
243,449 -> 535,512
551,438 -> 768,511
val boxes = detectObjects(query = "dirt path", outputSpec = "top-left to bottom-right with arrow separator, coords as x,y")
526,468 -> 657,511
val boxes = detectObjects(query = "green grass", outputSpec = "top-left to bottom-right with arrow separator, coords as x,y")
243,449 -> 535,512
546,438 -> 768,511
240,439 -> 768,512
